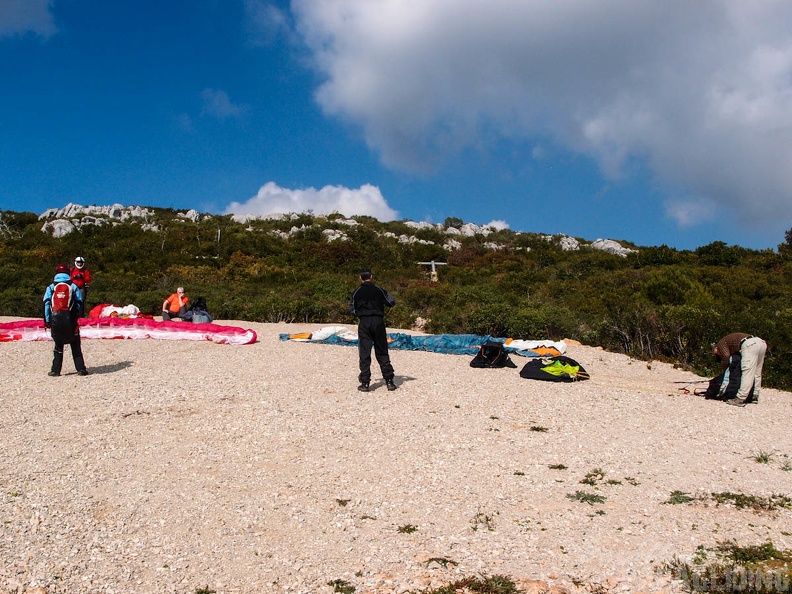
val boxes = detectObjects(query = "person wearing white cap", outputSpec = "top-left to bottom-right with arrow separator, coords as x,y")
70,256 -> 92,314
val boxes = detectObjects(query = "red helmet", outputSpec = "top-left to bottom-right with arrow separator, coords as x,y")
55,263 -> 70,274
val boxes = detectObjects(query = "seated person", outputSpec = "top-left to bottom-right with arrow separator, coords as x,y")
162,287 -> 189,320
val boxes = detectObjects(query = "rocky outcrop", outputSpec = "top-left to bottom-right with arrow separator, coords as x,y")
39,202 -> 154,221
37,203 -> 637,256
544,234 -> 637,257
591,238 -> 638,257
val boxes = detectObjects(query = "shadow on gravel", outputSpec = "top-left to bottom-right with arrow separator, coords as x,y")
83,360 -> 134,375
368,375 -> 417,391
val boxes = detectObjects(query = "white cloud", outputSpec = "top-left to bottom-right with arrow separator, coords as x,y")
201,88 -> 248,120
224,182 -> 399,220
291,0 -> 792,228
0,0 -> 56,37
664,198 -> 717,228
486,220 -> 510,231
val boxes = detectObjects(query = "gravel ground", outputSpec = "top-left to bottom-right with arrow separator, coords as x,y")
1,317 -> 791,594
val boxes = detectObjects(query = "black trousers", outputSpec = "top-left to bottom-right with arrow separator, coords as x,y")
357,316 -> 394,384
52,335 -> 86,374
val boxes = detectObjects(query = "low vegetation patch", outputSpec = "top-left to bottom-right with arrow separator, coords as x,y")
327,579 -> 355,594
567,490 -> 606,505
663,491 -> 792,512
659,540 -> 792,594
471,510 -> 497,532
752,450 -> 774,464
580,468 -> 606,486
665,490 -> 696,505
425,557 -> 459,568
416,574 -> 520,594
710,492 -> 792,512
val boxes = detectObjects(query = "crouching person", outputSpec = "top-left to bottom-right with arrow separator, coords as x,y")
44,263 -> 89,377
713,332 -> 767,407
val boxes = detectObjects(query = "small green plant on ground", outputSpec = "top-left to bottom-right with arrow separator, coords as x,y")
663,490 -> 792,511
425,557 -> 459,568
567,490 -> 606,505
397,524 -> 418,533
659,540 -> 792,594
530,426 -> 548,432
624,476 -> 640,485
513,470 -> 525,476
327,578 -> 355,594
719,540 -> 787,564
752,450 -> 773,464
195,587 -> 216,594
665,490 -> 695,505
336,498 -> 351,506
711,492 -> 792,512
580,468 -> 605,486
471,509 -> 496,531
416,574 -> 519,593
548,463 -> 567,470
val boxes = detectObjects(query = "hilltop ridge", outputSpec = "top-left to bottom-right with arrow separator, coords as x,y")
37,202 -> 638,257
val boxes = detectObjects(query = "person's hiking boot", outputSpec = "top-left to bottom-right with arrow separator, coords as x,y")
357,382 -> 370,392
48,371 -> 60,377
386,378 -> 398,391
77,369 -> 90,376
726,398 -> 746,407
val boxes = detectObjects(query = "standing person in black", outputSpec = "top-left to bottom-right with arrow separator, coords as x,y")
43,263 -> 89,377
349,269 -> 397,392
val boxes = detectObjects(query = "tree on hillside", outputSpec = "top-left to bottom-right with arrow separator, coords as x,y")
779,227 -> 792,256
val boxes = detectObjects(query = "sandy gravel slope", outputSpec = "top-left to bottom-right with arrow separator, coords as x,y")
1,317 -> 791,594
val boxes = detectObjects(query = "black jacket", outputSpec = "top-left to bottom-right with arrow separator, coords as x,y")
349,281 -> 395,317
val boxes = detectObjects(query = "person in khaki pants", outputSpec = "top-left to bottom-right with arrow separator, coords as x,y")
713,333 -> 767,407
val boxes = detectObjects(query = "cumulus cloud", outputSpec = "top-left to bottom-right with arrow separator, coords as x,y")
201,88 -> 248,120
224,182 -> 399,220
291,0 -> 792,228
486,220 -> 510,231
0,0 -> 56,37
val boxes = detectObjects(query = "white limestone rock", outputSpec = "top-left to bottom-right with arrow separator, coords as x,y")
590,238 -> 637,257
42,219 -> 76,238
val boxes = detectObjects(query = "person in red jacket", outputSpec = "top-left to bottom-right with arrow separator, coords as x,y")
70,256 -> 92,314
162,287 -> 189,321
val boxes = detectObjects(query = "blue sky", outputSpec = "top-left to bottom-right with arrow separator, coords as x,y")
2,1 -> 791,251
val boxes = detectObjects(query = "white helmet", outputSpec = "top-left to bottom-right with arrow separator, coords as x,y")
74,256 -> 86,269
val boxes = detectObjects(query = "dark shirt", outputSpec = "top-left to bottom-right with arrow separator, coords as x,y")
350,281 -> 396,317
714,332 -> 752,370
